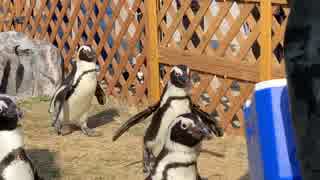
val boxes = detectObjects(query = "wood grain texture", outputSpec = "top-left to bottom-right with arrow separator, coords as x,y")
260,0 -> 273,81
146,0 -> 160,103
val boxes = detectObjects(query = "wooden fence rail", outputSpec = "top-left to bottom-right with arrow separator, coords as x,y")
0,0 -> 290,135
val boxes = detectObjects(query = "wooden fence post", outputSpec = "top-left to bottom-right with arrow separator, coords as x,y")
260,0 -> 273,81
145,0 -> 160,103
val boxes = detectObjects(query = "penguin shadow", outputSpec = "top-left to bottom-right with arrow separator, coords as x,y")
238,173 -> 250,180
87,108 -> 120,129
200,149 -> 225,158
26,149 -> 61,179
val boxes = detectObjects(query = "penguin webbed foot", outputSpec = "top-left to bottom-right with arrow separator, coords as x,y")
60,125 -> 74,136
81,125 -> 102,137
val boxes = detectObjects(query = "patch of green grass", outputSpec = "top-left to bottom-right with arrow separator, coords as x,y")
17,96 -> 51,109
30,95 -> 51,102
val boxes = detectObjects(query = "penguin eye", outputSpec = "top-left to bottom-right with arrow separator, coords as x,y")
175,72 -> 182,77
180,122 -> 188,130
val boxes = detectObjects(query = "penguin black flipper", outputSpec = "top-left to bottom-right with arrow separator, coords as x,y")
95,83 -> 106,105
22,150 -> 44,180
49,60 -> 77,129
112,100 -> 161,141
191,103 -> 224,137
48,60 -> 77,111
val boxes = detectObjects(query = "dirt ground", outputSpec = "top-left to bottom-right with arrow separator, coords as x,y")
18,96 -> 249,180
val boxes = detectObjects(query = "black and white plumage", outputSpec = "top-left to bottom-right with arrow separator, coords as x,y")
48,45 -> 106,137
112,64 -> 223,177
146,113 -> 212,180
0,95 -> 42,180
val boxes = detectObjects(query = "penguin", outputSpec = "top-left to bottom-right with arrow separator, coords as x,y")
48,45 -> 106,137
145,113 -> 212,180
112,64 -> 223,176
0,95 -> 43,180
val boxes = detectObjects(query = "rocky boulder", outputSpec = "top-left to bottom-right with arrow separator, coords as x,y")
0,31 -> 62,99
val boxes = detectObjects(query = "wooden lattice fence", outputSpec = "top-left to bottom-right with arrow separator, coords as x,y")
156,0 -> 290,135
0,0 -> 290,135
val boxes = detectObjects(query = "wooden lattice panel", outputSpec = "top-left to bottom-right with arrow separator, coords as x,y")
158,0 -> 288,135
271,4 -> 290,75
0,0 -> 149,105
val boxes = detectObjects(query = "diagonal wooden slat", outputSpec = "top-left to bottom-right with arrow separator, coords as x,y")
64,0 -> 96,63
57,0 -> 81,51
21,0 -> 36,33
191,74 -> 212,104
14,0 -> 25,32
196,2 -> 233,53
236,21 -> 261,62
1,0 -> 14,31
206,79 -> 233,112
86,0 -> 110,44
157,0 -> 174,26
215,4 -> 255,56
48,0 -> 69,41
222,83 -> 254,129
96,0 -> 125,78
99,0 -> 142,79
179,0 -> 211,49
30,0 -> 48,37
160,0 -> 192,46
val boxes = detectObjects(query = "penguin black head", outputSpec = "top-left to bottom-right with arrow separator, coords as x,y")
170,64 -> 190,88
77,45 -> 96,62
0,96 -> 23,131
169,113 -> 212,148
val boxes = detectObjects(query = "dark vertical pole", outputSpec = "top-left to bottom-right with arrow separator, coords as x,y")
284,0 -> 320,179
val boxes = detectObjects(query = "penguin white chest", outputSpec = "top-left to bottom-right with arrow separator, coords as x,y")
73,72 -> 97,98
152,153 -> 198,180
0,129 -> 34,180
166,166 -> 197,180
150,99 -> 191,156
65,67 -> 97,122
67,76 -> 96,116
2,161 -> 34,180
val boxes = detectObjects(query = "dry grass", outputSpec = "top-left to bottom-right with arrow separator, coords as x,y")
18,96 -> 249,180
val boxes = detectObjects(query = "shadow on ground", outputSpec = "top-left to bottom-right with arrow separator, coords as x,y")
201,149 -> 225,158
27,149 -> 61,179
87,108 -> 120,129
239,173 -> 250,180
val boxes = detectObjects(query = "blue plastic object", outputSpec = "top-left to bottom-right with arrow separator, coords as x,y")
243,79 -> 302,180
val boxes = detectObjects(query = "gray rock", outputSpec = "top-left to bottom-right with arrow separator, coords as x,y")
0,31 -> 62,99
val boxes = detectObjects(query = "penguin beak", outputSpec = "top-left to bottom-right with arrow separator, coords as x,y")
88,51 -> 96,60
189,122 -> 213,140
176,72 -> 191,88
